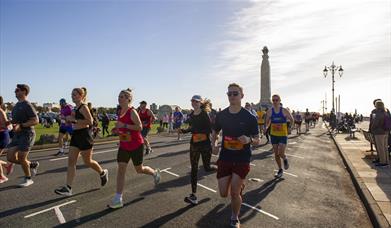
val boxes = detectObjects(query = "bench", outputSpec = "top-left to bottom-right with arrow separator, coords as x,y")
361,129 -> 376,155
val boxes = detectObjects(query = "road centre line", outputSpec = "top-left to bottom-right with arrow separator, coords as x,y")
160,167 -> 279,220
285,154 -> 304,159
49,149 -> 117,161
25,200 -> 77,224
274,170 -> 298,177
242,203 -> 279,220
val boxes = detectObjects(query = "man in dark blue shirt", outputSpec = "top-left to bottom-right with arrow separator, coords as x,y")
212,83 -> 260,228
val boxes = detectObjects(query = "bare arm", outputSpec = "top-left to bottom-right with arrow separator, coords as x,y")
283,108 -> 294,123
0,109 -> 11,128
121,109 -> 142,131
21,116 -> 39,128
265,109 -> 272,128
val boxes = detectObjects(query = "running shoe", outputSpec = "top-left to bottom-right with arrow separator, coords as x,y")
30,161 -> 39,177
18,177 -> 34,188
275,169 -> 283,178
230,219 -> 240,228
205,164 -> 218,172
5,163 -> 14,175
55,186 -> 72,196
108,197 -> 123,209
153,169 -> 161,185
0,176 -> 8,184
184,193 -> 198,205
55,151 -> 65,156
100,169 -> 109,186
283,158 -> 289,170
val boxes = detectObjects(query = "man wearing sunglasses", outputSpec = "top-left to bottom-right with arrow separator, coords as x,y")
5,84 -> 39,187
265,94 -> 294,178
211,83 -> 260,228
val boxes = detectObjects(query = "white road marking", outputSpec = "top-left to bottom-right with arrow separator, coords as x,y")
197,183 -> 217,193
49,149 -> 117,161
242,203 -> 279,220
288,142 -> 297,145
274,170 -> 298,177
25,200 -> 76,224
161,168 -> 180,177
250,163 -> 256,167
54,207 -> 66,224
285,154 -> 304,159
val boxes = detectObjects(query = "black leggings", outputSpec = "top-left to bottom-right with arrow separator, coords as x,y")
190,144 -> 212,193
102,126 -> 109,136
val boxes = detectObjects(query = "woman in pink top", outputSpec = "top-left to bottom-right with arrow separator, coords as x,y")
108,89 -> 161,209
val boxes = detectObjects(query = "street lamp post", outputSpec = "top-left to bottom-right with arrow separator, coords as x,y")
323,61 -> 343,113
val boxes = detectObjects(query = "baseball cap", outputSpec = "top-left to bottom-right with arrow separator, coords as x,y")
191,95 -> 202,102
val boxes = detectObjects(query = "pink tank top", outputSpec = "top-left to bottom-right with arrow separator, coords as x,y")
118,107 -> 144,151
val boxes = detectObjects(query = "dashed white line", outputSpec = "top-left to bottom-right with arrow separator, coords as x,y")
274,170 -> 298,177
288,142 -> 297,145
161,168 -> 180,177
54,207 -> 66,224
25,200 -> 77,224
197,183 -> 217,193
250,163 -> 256,167
242,203 -> 279,220
285,154 -> 304,159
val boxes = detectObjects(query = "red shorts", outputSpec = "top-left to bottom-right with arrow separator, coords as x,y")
217,160 -> 250,180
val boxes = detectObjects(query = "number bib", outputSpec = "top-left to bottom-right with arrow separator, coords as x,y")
271,123 -> 288,136
119,131 -> 132,142
223,136 -> 244,150
192,133 -> 208,143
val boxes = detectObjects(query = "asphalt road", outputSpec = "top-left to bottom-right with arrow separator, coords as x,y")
0,122 -> 372,227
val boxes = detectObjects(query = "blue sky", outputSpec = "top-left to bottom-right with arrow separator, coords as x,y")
1,0 -> 390,114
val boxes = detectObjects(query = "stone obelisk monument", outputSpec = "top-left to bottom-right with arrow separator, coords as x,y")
260,46 -> 272,108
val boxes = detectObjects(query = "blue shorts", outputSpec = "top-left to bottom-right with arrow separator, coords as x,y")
270,135 -> 288,145
173,123 -> 182,130
59,125 -> 73,135
141,128 -> 150,138
0,130 -> 10,149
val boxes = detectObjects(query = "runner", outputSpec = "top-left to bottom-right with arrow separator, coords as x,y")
173,107 -> 184,140
56,98 -> 73,156
5,84 -> 39,187
55,87 -> 108,196
0,96 -> 12,183
294,111 -> 303,135
256,107 -> 266,139
108,89 -> 160,209
181,95 -> 217,205
304,108 -> 311,132
265,94 -> 294,178
211,83 -> 260,228
137,101 -> 156,155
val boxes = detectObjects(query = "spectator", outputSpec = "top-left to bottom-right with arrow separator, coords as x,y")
370,100 -> 389,166
369,98 -> 382,163
101,113 -> 110,137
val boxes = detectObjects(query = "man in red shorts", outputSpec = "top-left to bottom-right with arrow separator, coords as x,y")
212,83 -> 260,228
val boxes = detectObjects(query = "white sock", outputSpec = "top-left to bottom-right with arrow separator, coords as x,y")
60,148 -> 64,153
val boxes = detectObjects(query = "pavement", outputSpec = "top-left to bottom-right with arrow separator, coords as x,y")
0,122 -> 372,227
331,121 -> 391,227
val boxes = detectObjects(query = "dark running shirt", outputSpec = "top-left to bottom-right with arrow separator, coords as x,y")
214,107 -> 259,163
183,110 -> 212,146
11,101 -> 37,131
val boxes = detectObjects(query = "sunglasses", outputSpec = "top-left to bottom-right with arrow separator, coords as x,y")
191,100 -> 200,103
15,88 -> 20,93
227,91 -> 239,97
272,99 -> 279,102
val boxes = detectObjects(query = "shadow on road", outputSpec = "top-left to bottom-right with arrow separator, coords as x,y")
54,197 -> 145,227
140,198 -> 210,228
0,188 -> 100,218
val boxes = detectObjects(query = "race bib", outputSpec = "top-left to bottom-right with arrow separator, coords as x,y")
223,136 -> 244,150
119,130 -> 132,142
192,133 -> 208,143
272,124 -> 283,132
